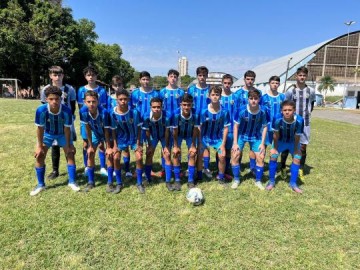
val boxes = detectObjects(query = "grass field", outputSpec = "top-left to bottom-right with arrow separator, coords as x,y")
0,98 -> 359,269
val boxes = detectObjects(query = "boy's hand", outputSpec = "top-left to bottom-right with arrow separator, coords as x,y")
189,146 -> 197,156
270,148 -> 278,156
146,145 -> 154,156
232,144 -> 240,152
258,143 -> 266,154
34,145 -> 45,158
87,146 -> 95,156
218,146 -> 226,158
106,147 -> 113,157
172,146 -> 181,158
135,145 -> 143,154
65,145 -> 76,156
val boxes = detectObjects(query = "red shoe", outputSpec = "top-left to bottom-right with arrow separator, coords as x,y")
291,186 -> 303,194
224,174 -> 232,181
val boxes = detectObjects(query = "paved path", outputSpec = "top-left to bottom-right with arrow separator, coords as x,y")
312,108 -> 360,126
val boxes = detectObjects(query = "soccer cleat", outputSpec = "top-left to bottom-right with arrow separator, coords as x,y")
173,182 -> 182,191
224,174 -> 233,181
113,184 -> 123,194
84,183 -> 95,192
47,171 -> 59,180
68,183 -> 80,192
125,171 -> 133,178
246,168 -> 256,178
298,169 -> 305,181
30,186 -> 46,196
231,181 -> 240,189
280,168 -> 287,180
291,186 -> 303,194
83,167 -> 89,176
165,182 -> 174,191
203,168 -> 212,178
100,168 -> 108,176
216,175 -> 227,186
266,183 -> 275,191
137,184 -> 145,194
254,181 -> 265,190
106,184 -> 115,193
187,182 -> 195,189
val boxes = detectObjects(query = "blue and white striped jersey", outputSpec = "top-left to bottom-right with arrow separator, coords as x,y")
107,94 -> 117,111
35,104 -> 72,135
40,84 -> 76,111
273,114 -> 304,143
234,105 -> 268,142
187,85 -> 209,116
142,111 -> 170,141
110,108 -> 142,142
130,88 -> 159,120
79,106 -> 109,140
77,85 -> 108,108
200,106 -> 230,141
220,91 -> 241,134
172,108 -> 199,139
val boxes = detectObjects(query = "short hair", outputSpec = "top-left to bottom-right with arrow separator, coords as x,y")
181,93 -> 193,103
209,85 -> 222,95
83,65 -> 98,76
115,89 -> 129,98
150,97 -> 163,105
84,90 -> 99,100
139,71 -> 151,79
111,75 -> 123,86
248,89 -> 261,99
269,75 -> 280,83
44,86 -> 62,97
244,70 -> 256,78
296,66 -> 308,75
281,100 -> 296,110
222,74 -> 233,83
168,69 -> 179,77
196,66 -> 209,76
48,66 -> 63,74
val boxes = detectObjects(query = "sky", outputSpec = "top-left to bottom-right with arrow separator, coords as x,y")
63,0 -> 360,78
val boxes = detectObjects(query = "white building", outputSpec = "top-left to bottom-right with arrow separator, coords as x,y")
178,57 -> 188,77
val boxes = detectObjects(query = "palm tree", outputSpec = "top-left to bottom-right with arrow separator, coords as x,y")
318,75 -> 335,102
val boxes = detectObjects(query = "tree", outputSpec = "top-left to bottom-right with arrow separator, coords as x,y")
181,75 -> 195,88
152,76 -> 167,89
318,75 -> 335,101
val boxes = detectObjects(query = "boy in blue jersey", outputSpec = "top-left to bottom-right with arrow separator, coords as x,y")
231,89 -> 268,190
172,94 -> 200,189
187,66 -> 212,179
267,100 -> 304,193
142,97 -> 173,191
235,70 -> 260,176
281,66 -> 315,181
40,66 -> 77,180
80,91 -> 111,192
109,89 -> 144,193
107,75 -> 132,178
261,76 -> 286,146
199,86 -> 230,185
31,86 -> 79,196
220,74 -> 239,180
77,66 -> 108,176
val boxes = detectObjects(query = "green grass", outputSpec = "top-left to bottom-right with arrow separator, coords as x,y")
0,98 -> 359,269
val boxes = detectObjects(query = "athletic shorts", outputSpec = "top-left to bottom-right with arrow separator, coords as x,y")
272,142 -> 301,158
44,133 -> 73,148
300,125 -> 310,145
238,139 -> 262,153
225,132 -> 233,150
201,138 -> 223,154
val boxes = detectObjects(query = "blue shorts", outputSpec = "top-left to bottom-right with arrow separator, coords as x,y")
225,132 -> 233,150
43,133 -> 73,148
201,138 -> 223,154
178,137 -> 193,149
117,140 -> 137,151
91,134 -> 104,148
149,138 -> 166,149
238,139 -> 262,153
265,130 -> 273,146
272,142 -> 301,157
80,122 -> 87,140
80,122 -> 104,146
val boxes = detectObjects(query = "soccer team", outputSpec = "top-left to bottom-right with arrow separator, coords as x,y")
31,65 -> 315,196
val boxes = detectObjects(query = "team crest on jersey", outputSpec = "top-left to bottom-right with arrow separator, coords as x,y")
129,118 -> 134,124
230,100 -> 235,105
305,92 -> 310,99
244,117 -> 249,122
175,94 -> 179,99
165,93 -> 168,98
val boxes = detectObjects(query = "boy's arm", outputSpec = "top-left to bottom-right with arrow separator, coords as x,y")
259,125 -> 268,153
85,123 -> 94,155
64,126 -> 75,156
34,126 -> 45,158
172,127 -> 181,157
294,134 -> 301,156
270,131 -> 279,157
219,126 -> 228,157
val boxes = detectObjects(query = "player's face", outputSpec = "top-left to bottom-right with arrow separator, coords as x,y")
244,76 -> 255,87
112,81 -> 123,91
167,74 -> 178,85
222,78 -> 233,91
209,91 -> 221,103
181,101 -> 192,115
197,73 -> 208,84
151,102 -> 162,117
116,94 -> 128,109
282,105 -> 295,121
269,80 -> 280,91
85,96 -> 98,113
248,95 -> 259,108
49,72 -> 64,85
296,72 -> 307,84
85,72 -> 97,84
46,94 -> 61,110
139,76 -> 150,88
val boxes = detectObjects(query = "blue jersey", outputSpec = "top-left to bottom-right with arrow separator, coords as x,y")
107,94 -> 117,110
130,88 -> 159,120
187,85 -> 209,117
234,105 -> 268,142
159,87 -> 184,114
142,111 -> 170,142
40,84 -> 76,112
79,106 -> 109,140
35,104 -> 73,135
235,88 -> 263,106
220,92 -> 240,133
261,93 -> 286,129
77,85 -> 108,108
200,107 -> 230,141
110,108 -> 142,143
273,114 -> 304,143
172,108 -> 199,139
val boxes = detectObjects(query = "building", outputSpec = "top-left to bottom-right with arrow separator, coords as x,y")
232,31 -> 360,108
190,72 -> 238,87
178,57 -> 188,77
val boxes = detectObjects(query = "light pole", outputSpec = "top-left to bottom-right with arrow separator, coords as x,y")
177,50 -> 181,87
342,20 -> 356,108
283,57 -> 293,92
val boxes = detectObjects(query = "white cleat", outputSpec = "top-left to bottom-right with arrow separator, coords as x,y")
231,181 -> 240,189
30,186 -> 46,196
100,167 -> 108,176
255,181 -> 265,190
68,183 -> 80,192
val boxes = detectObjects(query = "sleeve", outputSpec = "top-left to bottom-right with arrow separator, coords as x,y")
103,109 -> 111,129
199,110 -> 206,125
165,111 -> 172,128
77,87 -> 84,104
35,106 -> 46,127
68,85 -> 76,101
64,107 -> 73,127
109,111 -> 117,130
223,111 -> 230,127
173,114 -> 179,128
79,107 -> 88,124
310,88 -> 316,103
296,116 -> 304,135
234,109 -> 241,124
285,89 -> 293,101
142,118 -> 149,130
261,111 -> 268,127
40,86 -> 47,103
272,118 -> 280,132
99,88 -> 108,107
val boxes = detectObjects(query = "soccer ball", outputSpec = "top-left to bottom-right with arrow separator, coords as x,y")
186,188 -> 204,206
